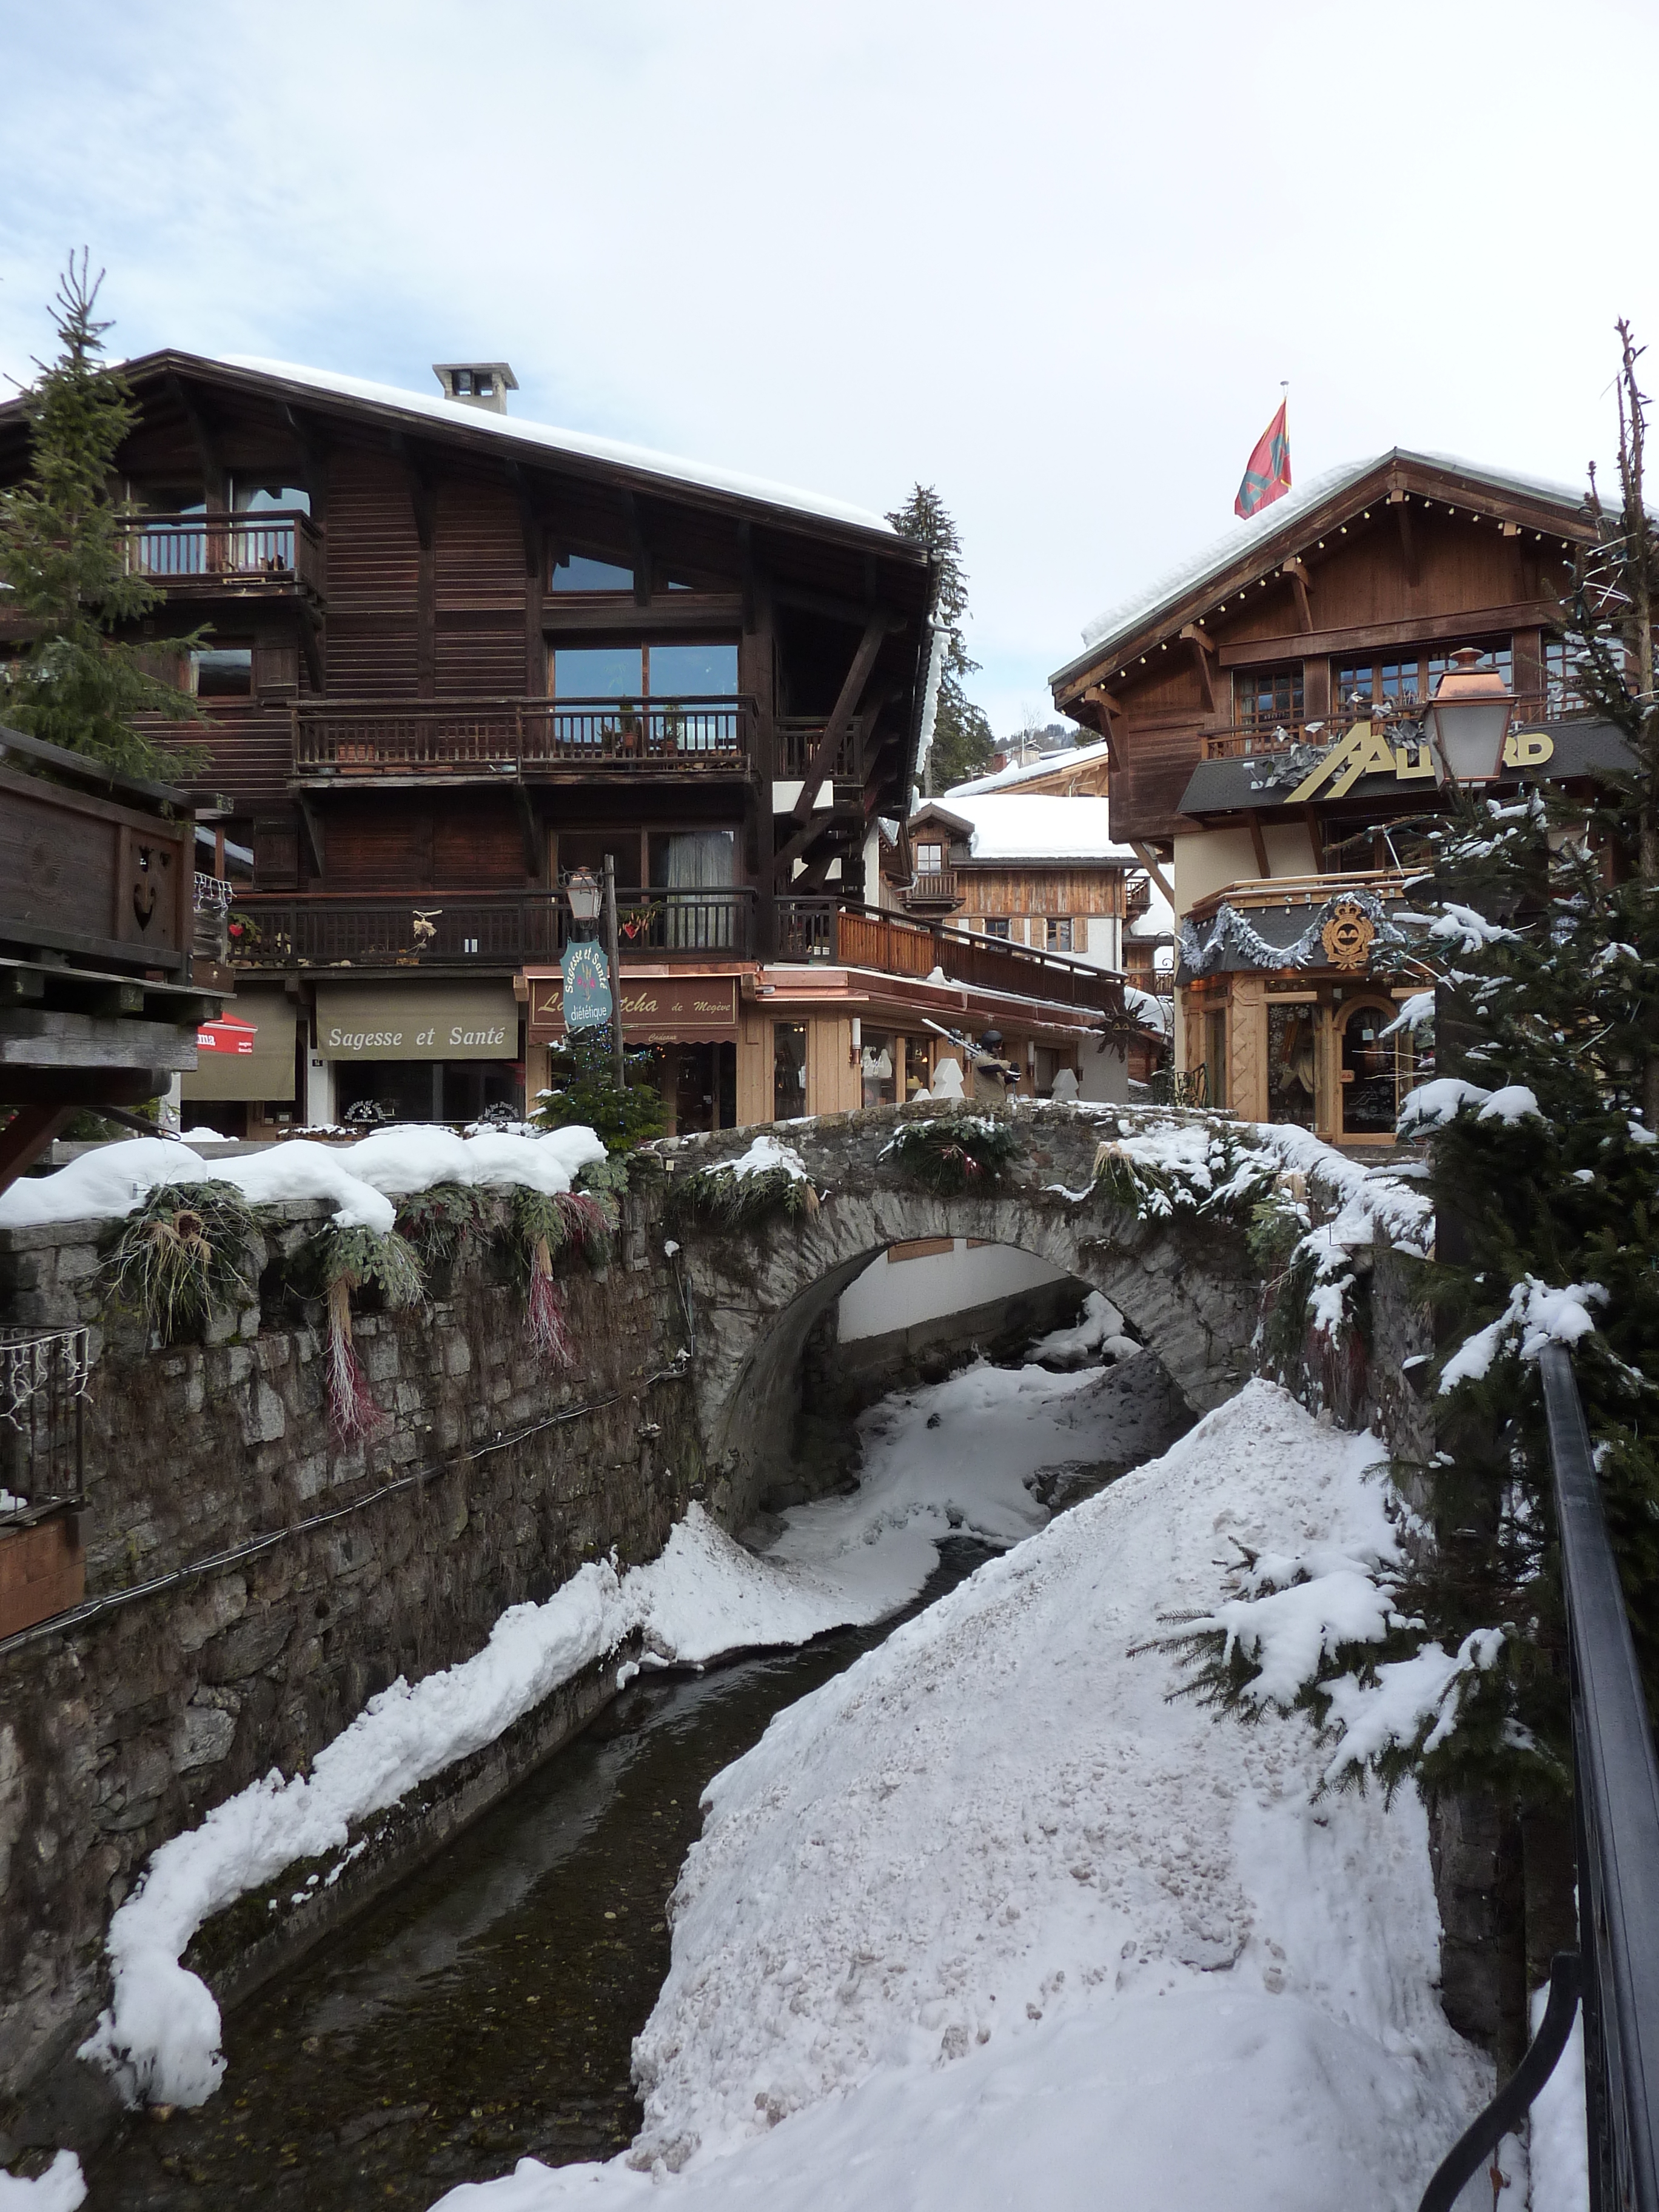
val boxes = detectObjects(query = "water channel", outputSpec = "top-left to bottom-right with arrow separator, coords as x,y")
87,1541 -> 998,2212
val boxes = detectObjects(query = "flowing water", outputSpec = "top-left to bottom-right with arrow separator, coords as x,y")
87,1541 -> 997,2212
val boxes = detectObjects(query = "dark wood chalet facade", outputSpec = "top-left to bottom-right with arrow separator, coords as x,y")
1050,449 -> 1628,1144
0,355 -> 1128,1133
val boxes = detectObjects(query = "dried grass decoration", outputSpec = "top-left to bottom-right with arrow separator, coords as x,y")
320,1225 -> 424,1441
883,1113 -> 1022,1196
394,1182 -> 488,1275
509,1188 -> 612,1370
103,1181 -> 263,1342
671,1141 -> 819,1232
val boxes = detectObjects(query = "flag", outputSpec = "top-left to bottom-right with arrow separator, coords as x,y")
1235,400 -> 1292,518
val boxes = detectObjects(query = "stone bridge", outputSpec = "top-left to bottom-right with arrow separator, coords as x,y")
657,1101 -> 1269,1529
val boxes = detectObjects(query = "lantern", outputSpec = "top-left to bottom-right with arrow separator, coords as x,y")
1427,649 -> 1515,788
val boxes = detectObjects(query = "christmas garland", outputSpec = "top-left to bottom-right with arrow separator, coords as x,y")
882,1112 -> 1022,1196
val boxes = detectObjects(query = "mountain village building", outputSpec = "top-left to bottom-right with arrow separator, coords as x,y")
1050,450 -> 1630,1143
0,354 -> 1139,1136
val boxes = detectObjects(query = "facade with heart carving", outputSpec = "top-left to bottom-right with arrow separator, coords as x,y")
1051,448 -> 1632,1144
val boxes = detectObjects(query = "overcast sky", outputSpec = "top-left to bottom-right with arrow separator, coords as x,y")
3,0 -> 1655,737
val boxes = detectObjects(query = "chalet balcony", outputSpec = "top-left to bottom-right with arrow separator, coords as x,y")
899,867 -> 962,915
292,696 -> 754,781
775,899 -> 1125,1021
1125,873 -> 1154,920
1202,691 -> 1598,760
116,511 -> 326,604
776,716 -> 859,782
227,885 -> 757,971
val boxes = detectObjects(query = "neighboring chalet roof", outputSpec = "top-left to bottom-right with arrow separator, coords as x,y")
1050,449 -> 1600,695
913,793 -> 1136,864
947,739 -> 1114,796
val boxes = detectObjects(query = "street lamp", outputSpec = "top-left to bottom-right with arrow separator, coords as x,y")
566,868 -> 602,927
1427,648 -> 1515,788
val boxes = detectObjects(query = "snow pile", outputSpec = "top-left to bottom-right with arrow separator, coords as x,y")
82,1356 -> 1133,2114
1398,1078 -> 1544,1134
434,1382 -> 1488,2210
1025,1289 -> 1139,1369
0,2153 -> 85,2210
0,1125 -> 608,1235
1439,1276 -> 1607,1390
713,1135 -> 808,1184
1529,1982 -> 1589,2212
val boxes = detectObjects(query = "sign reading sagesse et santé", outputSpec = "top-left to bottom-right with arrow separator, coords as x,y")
317,985 -> 518,1062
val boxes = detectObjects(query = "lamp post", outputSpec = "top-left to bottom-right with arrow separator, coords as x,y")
565,865 -> 625,1089
1427,648 -> 1515,789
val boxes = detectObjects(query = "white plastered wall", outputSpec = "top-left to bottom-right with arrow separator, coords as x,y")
838,1238 -> 1068,1341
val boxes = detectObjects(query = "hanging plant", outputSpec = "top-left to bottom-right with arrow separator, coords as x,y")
102,1182 -> 264,1342
508,1188 -> 612,1369
320,1225 -> 424,1440
671,1139 -> 817,1230
882,1113 -> 1022,1197
394,1182 -> 488,1275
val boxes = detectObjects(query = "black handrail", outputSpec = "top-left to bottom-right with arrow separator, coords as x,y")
1414,1344 -> 1659,2210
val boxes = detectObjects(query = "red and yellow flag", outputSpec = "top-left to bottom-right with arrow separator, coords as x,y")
1235,399 -> 1292,518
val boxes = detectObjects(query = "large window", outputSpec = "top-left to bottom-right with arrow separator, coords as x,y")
551,643 -> 738,699
551,554 -> 634,592
1542,637 -> 1599,716
1334,640 -> 1512,712
1236,665 -> 1304,729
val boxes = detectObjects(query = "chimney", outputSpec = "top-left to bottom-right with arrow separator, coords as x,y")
432,362 -> 518,415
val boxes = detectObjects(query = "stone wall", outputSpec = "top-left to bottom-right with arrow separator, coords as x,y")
0,1173 -> 701,2131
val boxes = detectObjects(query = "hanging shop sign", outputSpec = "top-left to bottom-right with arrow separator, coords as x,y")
316,984 -> 518,1062
561,941 -> 612,1032
182,990 -> 296,1102
1287,720 -> 1555,804
527,971 -> 739,1046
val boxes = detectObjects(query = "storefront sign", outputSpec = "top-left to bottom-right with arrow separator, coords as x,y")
561,942 -> 612,1031
1288,720 -> 1556,803
528,972 -> 739,1045
317,985 -> 518,1062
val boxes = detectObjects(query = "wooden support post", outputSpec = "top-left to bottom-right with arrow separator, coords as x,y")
1244,809 -> 1271,879
1281,558 -> 1315,633
1180,625 -> 1217,712
1389,491 -> 1420,588
0,1105 -> 75,1200
1127,839 -> 1176,909
784,615 -> 886,850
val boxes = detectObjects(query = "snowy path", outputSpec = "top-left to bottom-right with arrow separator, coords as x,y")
431,1381 -> 1492,2211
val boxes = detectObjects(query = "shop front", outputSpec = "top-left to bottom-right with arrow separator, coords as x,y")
179,986 -> 299,1138
313,982 -> 523,1124
523,967 -> 743,1136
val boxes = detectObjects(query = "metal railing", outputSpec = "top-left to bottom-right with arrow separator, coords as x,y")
1205,693 -> 1601,760
292,696 -> 752,775
116,511 -> 326,599
226,886 -> 756,969
0,1326 -> 90,1506
773,899 -> 1127,1019
1415,1343 -> 1659,2211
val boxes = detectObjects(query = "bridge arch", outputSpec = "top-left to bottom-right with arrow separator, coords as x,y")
662,1105 -> 1264,1531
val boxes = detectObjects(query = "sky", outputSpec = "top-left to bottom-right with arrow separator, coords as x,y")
3,0 -> 1657,740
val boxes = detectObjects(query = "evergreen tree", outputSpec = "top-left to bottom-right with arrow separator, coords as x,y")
0,254 -> 206,779
886,484 -> 994,793
531,1024 -> 666,1153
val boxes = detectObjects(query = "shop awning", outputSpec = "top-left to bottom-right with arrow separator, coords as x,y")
317,984 -> 519,1062
182,990 -> 297,1101
526,969 -> 740,1046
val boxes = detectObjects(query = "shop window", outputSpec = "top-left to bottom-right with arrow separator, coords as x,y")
903,1036 -> 933,1101
191,645 -> 254,699
773,1022 -> 807,1121
1047,917 -> 1073,951
1338,1001 -> 1400,1136
1267,1002 -> 1316,1128
1236,665 -> 1304,729
860,1030 -> 896,1109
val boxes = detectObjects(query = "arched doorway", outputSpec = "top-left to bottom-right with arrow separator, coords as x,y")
1336,996 -> 1403,1138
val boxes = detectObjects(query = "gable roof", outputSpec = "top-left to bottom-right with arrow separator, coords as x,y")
1051,447 -> 1598,694
947,739 -> 1113,796
912,792 -> 1136,864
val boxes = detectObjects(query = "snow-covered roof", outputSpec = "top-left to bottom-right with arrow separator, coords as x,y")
214,355 -> 897,537
947,739 -> 1113,797
1057,447 -> 1597,682
922,793 -> 1137,864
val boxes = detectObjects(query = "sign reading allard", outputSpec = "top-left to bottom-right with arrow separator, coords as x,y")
529,972 -> 739,1045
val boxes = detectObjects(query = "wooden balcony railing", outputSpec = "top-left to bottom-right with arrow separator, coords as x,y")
774,900 -> 1125,1019
776,716 -> 859,781
292,696 -> 753,776
1184,870 -> 1410,927
116,511 -> 326,600
1204,692 -> 1600,760
1125,873 -> 1154,919
900,868 -> 960,909
227,886 -> 757,970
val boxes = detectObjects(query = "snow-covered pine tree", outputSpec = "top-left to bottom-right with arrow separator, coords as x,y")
885,484 -> 993,793
0,254 -> 207,779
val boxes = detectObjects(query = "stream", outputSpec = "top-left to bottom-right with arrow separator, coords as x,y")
87,1540 -> 998,2212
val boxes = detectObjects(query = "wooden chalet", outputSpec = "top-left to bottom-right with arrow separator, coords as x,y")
0,355 -> 1128,1134
1050,449 -> 1628,1143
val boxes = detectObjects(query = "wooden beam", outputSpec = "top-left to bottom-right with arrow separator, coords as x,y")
281,403 -> 332,520
1243,808 -> 1270,878
512,785 -> 541,879
788,614 -> 886,830
1079,685 -> 1124,773
622,492 -> 652,606
1180,625 -> 1216,712
509,464 -> 544,695
295,605 -> 324,693
394,437 -> 438,695
1390,493 -> 1420,588
772,580 -> 909,632
297,795 -> 327,882
739,519 -> 756,636
0,1104 -> 75,1198
1301,803 -> 1325,871
1280,558 -> 1314,633
1216,598 -> 1569,668
1127,839 -> 1175,908
166,373 -> 226,508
